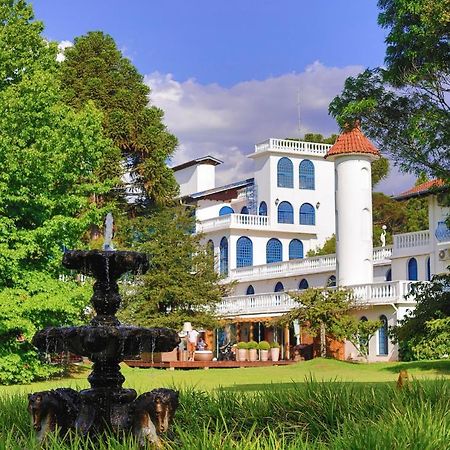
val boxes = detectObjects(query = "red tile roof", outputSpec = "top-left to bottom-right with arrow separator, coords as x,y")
325,123 -> 380,159
396,179 -> 446,199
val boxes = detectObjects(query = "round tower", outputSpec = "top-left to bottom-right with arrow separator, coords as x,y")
325,123 -> 380,287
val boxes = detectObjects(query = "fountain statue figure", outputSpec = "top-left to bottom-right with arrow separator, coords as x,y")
31,215 -> 180,439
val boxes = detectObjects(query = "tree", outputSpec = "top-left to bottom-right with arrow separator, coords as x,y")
0,1 -> 118,383
118,206 -> 229,330
60,31 -> 179,207
281,288 -> 379,358
0,274 -> 91,384
390,274 -> 450,361
329,0 -> 450,182
307,235 -> 336,257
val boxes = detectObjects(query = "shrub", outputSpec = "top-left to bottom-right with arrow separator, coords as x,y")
236,342 -> 248,349
247,341 -> 258,350
270,341 -> 281,348
258,340 -> 270,350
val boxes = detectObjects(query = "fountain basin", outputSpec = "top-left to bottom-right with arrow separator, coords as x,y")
63,250 -> 149,282
32,325 -> 180,359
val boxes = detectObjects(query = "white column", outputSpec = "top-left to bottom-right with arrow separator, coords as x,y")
334,155 -> 375,286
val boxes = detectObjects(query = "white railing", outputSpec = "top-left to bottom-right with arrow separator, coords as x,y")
229,247 -> 392,281
254,138 -> 331,156
197,213 -> 269,232
393,230 -> 430,250
217,280 -> 414,317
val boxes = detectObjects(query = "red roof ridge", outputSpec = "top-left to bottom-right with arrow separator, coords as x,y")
397,179 -> 445,198
325,123 -> 380,159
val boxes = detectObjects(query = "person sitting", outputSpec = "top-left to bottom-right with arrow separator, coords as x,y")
196,337 -> 207,351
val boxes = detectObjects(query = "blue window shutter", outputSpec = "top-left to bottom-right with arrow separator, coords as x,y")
299,160 -> 315,190
278,201 -> 294,224
378,315 -> 388,355
219,237 -> 228,275
219,206 -> 234,216
266,238 -> 283,263
259,201 -> 267,216
236,237 -> 253,268
299,203 -> 315,225
289,239 -> 304,260
407,258 -> 418,280
277,158 -> 294,188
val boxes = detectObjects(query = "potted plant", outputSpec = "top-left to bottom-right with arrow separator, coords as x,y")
247,341 -> 258,361
258,340 -> 270,361
236,342 -> 249,361
270,341 -> 281,362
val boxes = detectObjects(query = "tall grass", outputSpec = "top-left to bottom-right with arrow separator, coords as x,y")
1,380 -> 449,449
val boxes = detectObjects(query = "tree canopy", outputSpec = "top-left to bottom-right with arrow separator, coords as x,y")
329,0 -> 450,182
60,31 -> 179,206
118,206 -> 229,331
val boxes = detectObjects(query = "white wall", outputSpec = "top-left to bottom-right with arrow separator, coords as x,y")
175,163 -> 216,197
334,155 -> 374,286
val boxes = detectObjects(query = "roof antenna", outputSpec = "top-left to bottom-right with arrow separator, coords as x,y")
297,87 -> 302,140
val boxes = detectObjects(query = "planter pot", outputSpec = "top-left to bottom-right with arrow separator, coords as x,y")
238,349 -> 248,361
194,350 -> 214,362
248,349 -> 258,362
270,348 -> 280,362
260,349 -> 269,361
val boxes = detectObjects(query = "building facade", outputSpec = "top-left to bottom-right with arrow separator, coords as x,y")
173,132 -> 450,362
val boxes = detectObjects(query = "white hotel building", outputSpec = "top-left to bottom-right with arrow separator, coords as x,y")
173,126 -> 450,362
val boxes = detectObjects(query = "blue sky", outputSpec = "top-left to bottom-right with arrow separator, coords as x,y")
31,0 -> 414,193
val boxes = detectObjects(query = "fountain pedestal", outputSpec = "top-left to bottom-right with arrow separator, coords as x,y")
32,250 -> 180,435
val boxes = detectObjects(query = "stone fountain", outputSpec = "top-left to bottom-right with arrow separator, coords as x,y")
31,214 -> 180,437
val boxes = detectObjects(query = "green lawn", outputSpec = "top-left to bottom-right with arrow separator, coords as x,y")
1,358 -> 449,395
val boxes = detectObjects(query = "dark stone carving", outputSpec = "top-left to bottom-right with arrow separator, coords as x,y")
30,249 -> 180,441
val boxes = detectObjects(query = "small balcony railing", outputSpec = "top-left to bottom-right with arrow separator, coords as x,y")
393,230 -> 430,250
254,138 -> 332,156
228,246 -> 392,281
197,213 -> 269,232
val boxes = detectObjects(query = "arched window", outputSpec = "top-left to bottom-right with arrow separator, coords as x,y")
236,237 -> 253,268
359,316 -> 369,350
378,315 -> 388,355
219,206 -> 234,216
289,239 -> 304,260
299,279 -> 309,290
407,258 -> 418,281
219,237 -> 228,276
426,257 -> 431,281
299,160 -> 315,190
246,285 -> 255,295
206,239 -> 214,254
266,238 -> 283,264
278,201 -> 294,224
259,201 -> 267,216
327,275 -> 336,287
277,157 -> 293,188
385,269 -> 392,281
300,203 -> 315,225
240,206 -> 249,215
274,282 -> 284,292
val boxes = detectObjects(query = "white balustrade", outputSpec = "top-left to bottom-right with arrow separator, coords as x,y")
229,248 -> 392,281
394,230 -> 430,250
197,213 -> 269,232
218,280 -> 415,317
254,138 -> 331,156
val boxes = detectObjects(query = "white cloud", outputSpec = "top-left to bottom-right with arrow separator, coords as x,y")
56,40 -> 73,62
144,62 -> 414,194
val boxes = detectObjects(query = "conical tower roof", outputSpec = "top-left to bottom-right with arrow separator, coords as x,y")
325,122 -> 380,159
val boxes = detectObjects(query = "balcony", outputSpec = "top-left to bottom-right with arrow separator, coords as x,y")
197,213 -> 269,232
254,138 -> 332,157
393,230 -> 431,257
228,246 -> 392,281
217,280 -> 414,318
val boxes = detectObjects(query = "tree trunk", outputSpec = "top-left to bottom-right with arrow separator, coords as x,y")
320,322 -> 326,357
